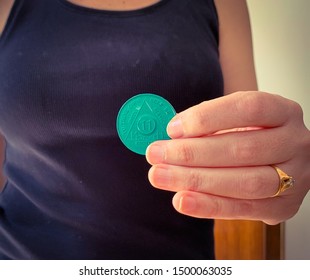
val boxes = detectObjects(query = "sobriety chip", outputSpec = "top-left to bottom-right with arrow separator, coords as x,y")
116,93 -> 176,155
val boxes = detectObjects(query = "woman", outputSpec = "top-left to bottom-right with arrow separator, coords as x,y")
0,0 -> 309,259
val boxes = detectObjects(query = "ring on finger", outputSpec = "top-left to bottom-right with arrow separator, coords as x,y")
271,165 -> 295,197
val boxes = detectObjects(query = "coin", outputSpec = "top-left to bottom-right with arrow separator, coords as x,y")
116,93 -> 176,155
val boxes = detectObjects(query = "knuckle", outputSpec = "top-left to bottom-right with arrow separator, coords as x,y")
207,198 -> 222,217
289,99 -> 304,121
176,143 -> 195,165
186,103 -> 209,135
230,138 -> 258,164
234,200 -> 254,219
243,171 -> 267,198
236,92 -> 266,123
187,170 -> 203,192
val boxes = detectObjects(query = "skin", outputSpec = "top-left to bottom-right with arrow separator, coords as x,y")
66,0 -> 161,11
1,0 -> 310,225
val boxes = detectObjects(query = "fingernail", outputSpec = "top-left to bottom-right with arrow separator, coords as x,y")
167,117 -> 183,138
146,144 -> 165,164
175,195 -> 197,213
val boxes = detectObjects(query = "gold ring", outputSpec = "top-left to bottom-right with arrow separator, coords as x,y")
271,165 -> 295,197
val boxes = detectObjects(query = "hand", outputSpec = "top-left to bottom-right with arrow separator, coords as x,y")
146,91 -> 310,225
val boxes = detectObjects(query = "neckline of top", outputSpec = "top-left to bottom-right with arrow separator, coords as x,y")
57,0 -> 171,17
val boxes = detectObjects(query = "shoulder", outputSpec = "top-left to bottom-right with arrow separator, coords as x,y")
0,0 -> 15,36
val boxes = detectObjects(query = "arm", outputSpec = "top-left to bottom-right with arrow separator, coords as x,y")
215,0 -> 257,94
0,0 -> 15,35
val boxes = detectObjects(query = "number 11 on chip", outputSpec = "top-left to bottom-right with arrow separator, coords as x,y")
116,93 -> 176,155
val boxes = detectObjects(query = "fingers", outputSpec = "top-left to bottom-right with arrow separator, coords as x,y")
148,165 -> 280,199
146,127 -> 295,167
172,191 -> 297,225
167,91 -> 298,138
145,92 -> 308,223
148,163 -> 299,224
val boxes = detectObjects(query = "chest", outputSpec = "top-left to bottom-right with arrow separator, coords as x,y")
0,1 -> 223,144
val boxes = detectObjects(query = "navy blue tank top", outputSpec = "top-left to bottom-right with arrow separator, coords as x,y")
0,0 -> 223,259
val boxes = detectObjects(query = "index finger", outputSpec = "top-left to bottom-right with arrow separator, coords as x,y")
167,91 -> 294,138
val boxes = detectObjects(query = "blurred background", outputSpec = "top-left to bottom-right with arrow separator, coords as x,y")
247,0 -> 310,259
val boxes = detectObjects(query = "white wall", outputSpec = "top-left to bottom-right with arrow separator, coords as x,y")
246,0 -> 310,259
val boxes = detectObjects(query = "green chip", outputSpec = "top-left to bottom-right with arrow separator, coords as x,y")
116,93 -> 176,155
